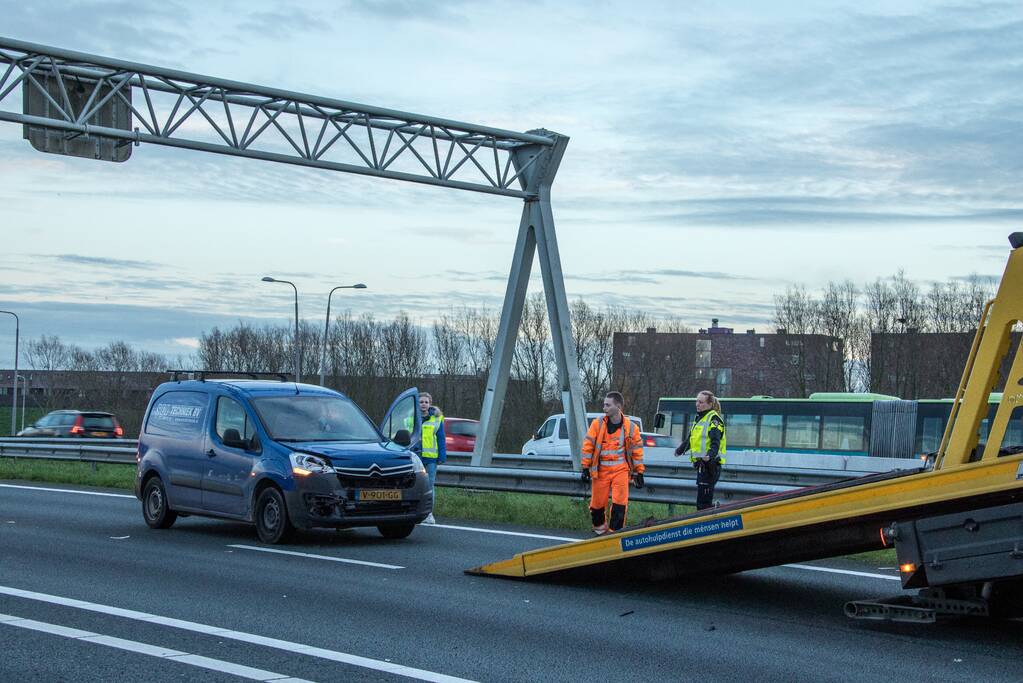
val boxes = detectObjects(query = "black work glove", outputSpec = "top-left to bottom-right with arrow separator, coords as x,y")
581,469 -> 591,483
633,472 -> 644,489
674,444 -> 686,457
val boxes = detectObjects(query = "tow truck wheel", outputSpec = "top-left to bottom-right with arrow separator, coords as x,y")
142,477 -> 177,529
377,523 -> 415,539
255,487 -> 294,544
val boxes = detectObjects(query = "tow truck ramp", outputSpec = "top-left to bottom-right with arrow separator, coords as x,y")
469,234 -> 1023,621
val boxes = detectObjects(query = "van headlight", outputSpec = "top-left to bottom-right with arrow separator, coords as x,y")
291,453 -> 335,476
410,453 -> 427,475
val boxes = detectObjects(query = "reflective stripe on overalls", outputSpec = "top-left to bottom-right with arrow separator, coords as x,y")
689,410 -> 727,464
421,412 -> 443,459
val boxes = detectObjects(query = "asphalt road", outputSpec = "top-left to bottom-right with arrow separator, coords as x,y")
1,481 -> 1021,682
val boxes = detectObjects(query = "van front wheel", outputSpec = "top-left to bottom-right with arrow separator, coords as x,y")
255,487 -> 294,544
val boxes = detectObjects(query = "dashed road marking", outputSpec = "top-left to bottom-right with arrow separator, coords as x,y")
0,612 -> 314,682
784,564 -> 901,581
0,585 -> 477,682
229,544 -> 404,569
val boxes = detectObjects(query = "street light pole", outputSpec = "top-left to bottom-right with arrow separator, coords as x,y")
320,283 -> 367,386
0,310 -> 18,437
261,277 -> 301,383
16,374 -> 26,432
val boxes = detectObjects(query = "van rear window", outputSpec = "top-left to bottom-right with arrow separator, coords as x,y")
145,391 -> 208,437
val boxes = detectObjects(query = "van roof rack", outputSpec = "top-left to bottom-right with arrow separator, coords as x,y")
165,370 -> 291,382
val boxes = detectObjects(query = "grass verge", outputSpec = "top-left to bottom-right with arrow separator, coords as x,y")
0,456 -> 897,566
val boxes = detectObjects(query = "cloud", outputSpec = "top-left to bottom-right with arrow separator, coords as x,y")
236,9 -> 329,39
45,254 -> 162,270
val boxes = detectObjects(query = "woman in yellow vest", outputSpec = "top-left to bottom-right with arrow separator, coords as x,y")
417,392 -> 445,524
674,390 -> 726,510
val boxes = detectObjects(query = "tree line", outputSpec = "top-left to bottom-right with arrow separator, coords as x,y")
15,272 -> 997,440
773,272 -> 994,393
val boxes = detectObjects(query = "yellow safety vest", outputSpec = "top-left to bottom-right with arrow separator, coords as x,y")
421,411 -> 444,459
689,410 -> 726,464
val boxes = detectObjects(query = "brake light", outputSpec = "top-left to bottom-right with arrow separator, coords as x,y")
114,425 -> 124,437
645,437 -> 656,447
70,415 -> 84,435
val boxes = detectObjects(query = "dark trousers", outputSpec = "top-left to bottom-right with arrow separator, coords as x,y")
695,460 -> 721,510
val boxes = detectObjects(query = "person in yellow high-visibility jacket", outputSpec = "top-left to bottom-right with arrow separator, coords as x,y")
675,390 -> 726,510
581,391 -> 644,534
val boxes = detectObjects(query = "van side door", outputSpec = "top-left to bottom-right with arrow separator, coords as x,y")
202,395 -> 261,517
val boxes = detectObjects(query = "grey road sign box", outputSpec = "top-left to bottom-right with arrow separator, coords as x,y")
23,72 -> 132,162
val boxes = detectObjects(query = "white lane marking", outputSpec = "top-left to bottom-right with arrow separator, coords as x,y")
427,523 -> 578,543
784,564 -> 901,581
0,585 -> 477,683
0,483 -> 899,580
229,544 -> 404,570
0,612 -> 314,682
0,483 -> 134,499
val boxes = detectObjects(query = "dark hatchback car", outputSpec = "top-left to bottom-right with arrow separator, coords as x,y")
135,379 -> 432,543
17,410 -> 123,438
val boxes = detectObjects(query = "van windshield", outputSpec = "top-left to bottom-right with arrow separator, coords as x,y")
252,395 -> 380,443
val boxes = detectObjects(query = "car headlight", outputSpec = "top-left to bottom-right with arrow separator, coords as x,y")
409,453 -> 427,475
291,453 -> 335,476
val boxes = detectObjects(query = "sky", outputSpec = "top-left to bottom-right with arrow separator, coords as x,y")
1,0 -> 1021,367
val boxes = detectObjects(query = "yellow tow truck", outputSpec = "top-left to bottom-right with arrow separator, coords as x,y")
469,233 -> 1023,622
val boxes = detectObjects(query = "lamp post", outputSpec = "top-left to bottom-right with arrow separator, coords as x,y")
261,277 -> 301,382
0,310 -> 18,437
320,283 -> 367,386
16,374 -> 26,432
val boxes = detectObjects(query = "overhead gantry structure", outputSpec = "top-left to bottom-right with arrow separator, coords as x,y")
0,36 -> 589,467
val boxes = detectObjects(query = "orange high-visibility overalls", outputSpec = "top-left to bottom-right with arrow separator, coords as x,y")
581,415 -> 644,533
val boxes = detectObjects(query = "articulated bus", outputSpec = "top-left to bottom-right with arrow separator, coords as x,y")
653,393 -> 1023,462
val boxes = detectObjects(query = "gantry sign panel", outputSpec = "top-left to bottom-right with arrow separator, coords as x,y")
0,36 -> 590,466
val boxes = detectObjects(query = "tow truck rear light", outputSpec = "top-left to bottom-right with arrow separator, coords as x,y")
900,563 -> 916,574
69,415 -> 84,435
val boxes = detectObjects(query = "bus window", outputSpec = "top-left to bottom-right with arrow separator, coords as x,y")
759,415 -> 783,448
785,415 -> 821,449
728,414 -> 756,447
917,417 -> 944,455
1003,407 -> 1023,449
822,416 -> 865,452
979,419 -> 990,446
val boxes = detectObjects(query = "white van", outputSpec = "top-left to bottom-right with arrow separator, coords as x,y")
521,413 -> 644,456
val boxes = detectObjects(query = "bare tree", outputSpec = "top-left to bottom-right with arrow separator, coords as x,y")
24,335 -> 72,372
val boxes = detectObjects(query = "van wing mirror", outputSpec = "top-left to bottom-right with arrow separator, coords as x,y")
654,413 -> 666,429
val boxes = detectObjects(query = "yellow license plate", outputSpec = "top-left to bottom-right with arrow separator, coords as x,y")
358,489 -> 401,501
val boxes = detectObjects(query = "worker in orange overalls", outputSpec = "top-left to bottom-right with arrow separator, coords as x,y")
581,391 -> 644,534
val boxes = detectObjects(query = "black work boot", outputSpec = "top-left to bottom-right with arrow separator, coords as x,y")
609,503 -> 627,531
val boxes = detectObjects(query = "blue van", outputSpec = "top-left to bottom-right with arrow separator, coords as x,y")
134,377 -> 431,543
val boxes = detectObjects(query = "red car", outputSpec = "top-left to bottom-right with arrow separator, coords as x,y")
444,417 -> 478,453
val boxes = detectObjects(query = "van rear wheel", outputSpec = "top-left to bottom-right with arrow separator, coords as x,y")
142,477 -> 177,529
255,487 -> 294,544
377,523 -> 415,539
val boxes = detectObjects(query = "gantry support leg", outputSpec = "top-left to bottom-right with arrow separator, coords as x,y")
473,132 -> 587,469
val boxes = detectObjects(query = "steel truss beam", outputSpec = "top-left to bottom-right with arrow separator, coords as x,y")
0,36 -> 588,466
0,36 -> 552,198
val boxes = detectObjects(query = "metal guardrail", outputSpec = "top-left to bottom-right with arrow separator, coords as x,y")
0,438 -> 824,505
